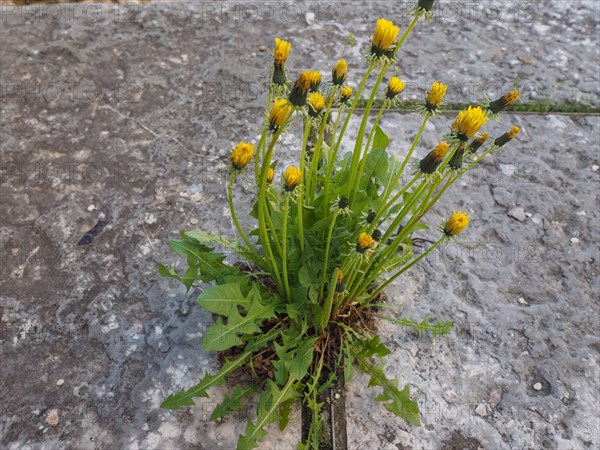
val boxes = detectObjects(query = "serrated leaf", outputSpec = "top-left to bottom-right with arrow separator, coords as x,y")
285,337 -> 317,380
202,294 -> 278,352
161,352 -> 251,410
377,315 -> 454,337
197,282 -> 252,317
237,377 -> 299,450
211,384 -> 257,421
352,349 -> 420,426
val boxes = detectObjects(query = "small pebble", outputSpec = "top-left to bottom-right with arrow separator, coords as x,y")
87,205 -> 95,212
533,382 -> 542,391
475,403 -> 489,417
189,218 -> 199,225
508,207 -> 527,222
334,393 -> 341,399
258,45 -> 267,52
45,409 -> 59,426
518,297 -> 527,305
56,379 -> 64,386
592,165 -> 599,172
570,237 -> 580,244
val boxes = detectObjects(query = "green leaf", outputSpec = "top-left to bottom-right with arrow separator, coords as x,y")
237,378 -> 299,450
377,315 -> 454,338
166,233 -> 238,289
211,384 -> 258,421
286,337 -> 317,380
197,282 -> 252,317
161,352 -> 251,410
353,349 -> 420,426
202,294 -> 279,352
372,125 -> 390,152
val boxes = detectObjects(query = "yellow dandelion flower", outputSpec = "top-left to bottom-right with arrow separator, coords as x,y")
273,38 -> 291,86
230,142 -> 254,170
284,166 -> 302,191
356,232 -> 375,253
289,71 -> 312,107
452,106 -> 489,140
274,38 -> 291,67
307,70 -> 322,91
340,85 -> 353,104
468,132 -> 490,154
494,126 -> 521,147
489,88 -> 520,114
269,98 -> 292,131
307,92 -> 326,117
371,18 -> 400,57
443,211 -> 470,237
386,77 -> 406,99
267,167 -> 275,183
332,59 -> 348,85
419,141 -> 450,174
426,82 -> 447,112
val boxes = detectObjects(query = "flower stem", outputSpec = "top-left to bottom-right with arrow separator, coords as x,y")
297,118 -> 312,252
369,237 -> 443,301
228,173 -> 265,266
318,209 -> 340,300
281,195 -> 292,301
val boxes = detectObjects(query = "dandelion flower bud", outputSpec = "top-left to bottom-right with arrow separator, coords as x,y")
288,71 -> 311,107
267,167 -> 275,183
230,142 -> 254,170
467,132 -> 489,154
372,229 -> 382,242
356,232 -> 375,253
419,141 -> 450,174
488,88 -> 519,114
273,38 -> 291,86
418,0 -> 435,12
307,70 -> 322,91
366,210 -> 377,224
386,77 -> 406,99
335,270 -> 345,293
371,18 -> 400,58
443,211 -> 469,237
338,196 -> 350,209
307,92 -> 326,118
452,106 -> 489,141
448,142 -> 466,170
332,59 -> 348,86
340,85 -> 353,104
425,82 -> 447,113
269,98 -> 292,132
494,126 -> 520,147
284,166 -> 302,191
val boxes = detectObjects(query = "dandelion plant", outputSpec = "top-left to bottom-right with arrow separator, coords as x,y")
159,2 -> 521,448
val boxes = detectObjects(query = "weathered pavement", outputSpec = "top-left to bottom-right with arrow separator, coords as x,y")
1,1 -> 599,449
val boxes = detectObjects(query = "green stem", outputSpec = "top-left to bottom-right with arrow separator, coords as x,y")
322,106 -> 345,217
257,110 -> 294,292
369,238 -> 442,301
350,103 -> 386,206
318,210 -> 340,300
228,174 -> 265,266
297,119 -> 311,252
281,195 -> 291,301
319,268 -> 340,333
379,112 -> 429,211
308,95 -> 336,201
348,67 -> 389,203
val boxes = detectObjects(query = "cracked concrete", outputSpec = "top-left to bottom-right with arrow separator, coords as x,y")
1,1 -> 599,449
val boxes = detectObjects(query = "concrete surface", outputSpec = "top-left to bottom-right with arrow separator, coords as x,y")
1,1 -> 599,449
